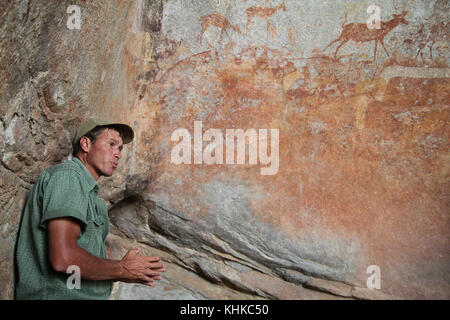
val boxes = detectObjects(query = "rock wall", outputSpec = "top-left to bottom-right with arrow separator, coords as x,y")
0,0 -> 140,299
1,0 -> 449,300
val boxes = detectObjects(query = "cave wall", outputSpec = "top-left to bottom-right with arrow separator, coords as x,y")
1,0 -> 449,300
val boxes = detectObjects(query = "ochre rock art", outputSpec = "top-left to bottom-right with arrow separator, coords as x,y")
199,13 -> 241,44
246,2 -> 286,36
324,11 -> 408,60
415,21 -> 449,60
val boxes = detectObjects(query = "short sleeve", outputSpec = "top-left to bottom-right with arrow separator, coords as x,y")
39,169 -> 89,229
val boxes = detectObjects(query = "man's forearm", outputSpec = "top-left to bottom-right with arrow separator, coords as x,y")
53,245 -> 164,286
48,218 -> 164,285
55,245 -> 125,281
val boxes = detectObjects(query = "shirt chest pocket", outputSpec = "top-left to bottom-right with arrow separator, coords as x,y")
77,197 -> 108,257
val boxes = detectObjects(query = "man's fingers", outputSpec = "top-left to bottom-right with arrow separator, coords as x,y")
139,275 -> 154,286
144,268 -> 163,277
145,256 -> 166,272
150,266 -> 166,273
122,251 -> 165,281
146,256 -> 161,263
147,261 -> 164,269
141,280 -> 154,287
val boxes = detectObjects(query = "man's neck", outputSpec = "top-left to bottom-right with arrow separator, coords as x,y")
74,154 -> 100,181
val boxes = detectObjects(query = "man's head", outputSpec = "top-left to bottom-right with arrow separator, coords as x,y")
72,119 -> 134,180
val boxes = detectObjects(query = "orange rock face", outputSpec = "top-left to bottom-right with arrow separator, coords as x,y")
122,0 -> 449,299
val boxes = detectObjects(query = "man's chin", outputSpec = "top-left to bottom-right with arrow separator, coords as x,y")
105,173 -> 114,177
100,169 -> 115,177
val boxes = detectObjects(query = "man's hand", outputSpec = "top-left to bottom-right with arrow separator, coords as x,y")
119,247 -> 166,286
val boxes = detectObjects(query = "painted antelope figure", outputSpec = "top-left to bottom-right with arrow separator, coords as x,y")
246,2 -> 286,35
199,13 -> 241,43
415,21 -> 449,60
325,11 -> 408,60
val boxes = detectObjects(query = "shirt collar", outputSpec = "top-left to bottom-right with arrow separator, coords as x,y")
72,156 -> 99,192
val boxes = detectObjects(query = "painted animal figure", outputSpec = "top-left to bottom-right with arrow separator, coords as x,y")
246,2 -> 286,35
199,14 -> 241,42
324,11 -> 408,60
416,21 -> 449,60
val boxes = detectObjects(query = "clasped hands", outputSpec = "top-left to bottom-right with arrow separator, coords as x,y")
120,247 -> 166,286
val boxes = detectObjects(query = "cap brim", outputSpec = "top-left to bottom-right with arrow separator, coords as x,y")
101,123 -> 134,144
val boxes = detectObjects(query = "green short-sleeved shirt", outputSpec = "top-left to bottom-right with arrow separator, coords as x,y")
15,157 -> 112,300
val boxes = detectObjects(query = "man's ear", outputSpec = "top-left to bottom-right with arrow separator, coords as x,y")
79,136 -> 92,153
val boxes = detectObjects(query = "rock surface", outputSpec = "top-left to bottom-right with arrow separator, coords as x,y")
1,0 -> 449,299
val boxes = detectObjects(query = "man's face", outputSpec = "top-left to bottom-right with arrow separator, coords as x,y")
84,128 -> 123,179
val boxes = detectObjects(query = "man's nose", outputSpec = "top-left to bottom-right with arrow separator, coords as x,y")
114,148 -> 122,159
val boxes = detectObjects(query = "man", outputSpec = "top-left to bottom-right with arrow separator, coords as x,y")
15,118 -> 165,299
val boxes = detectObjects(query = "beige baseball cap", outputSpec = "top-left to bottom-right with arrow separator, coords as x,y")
72,118 -> 134,148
